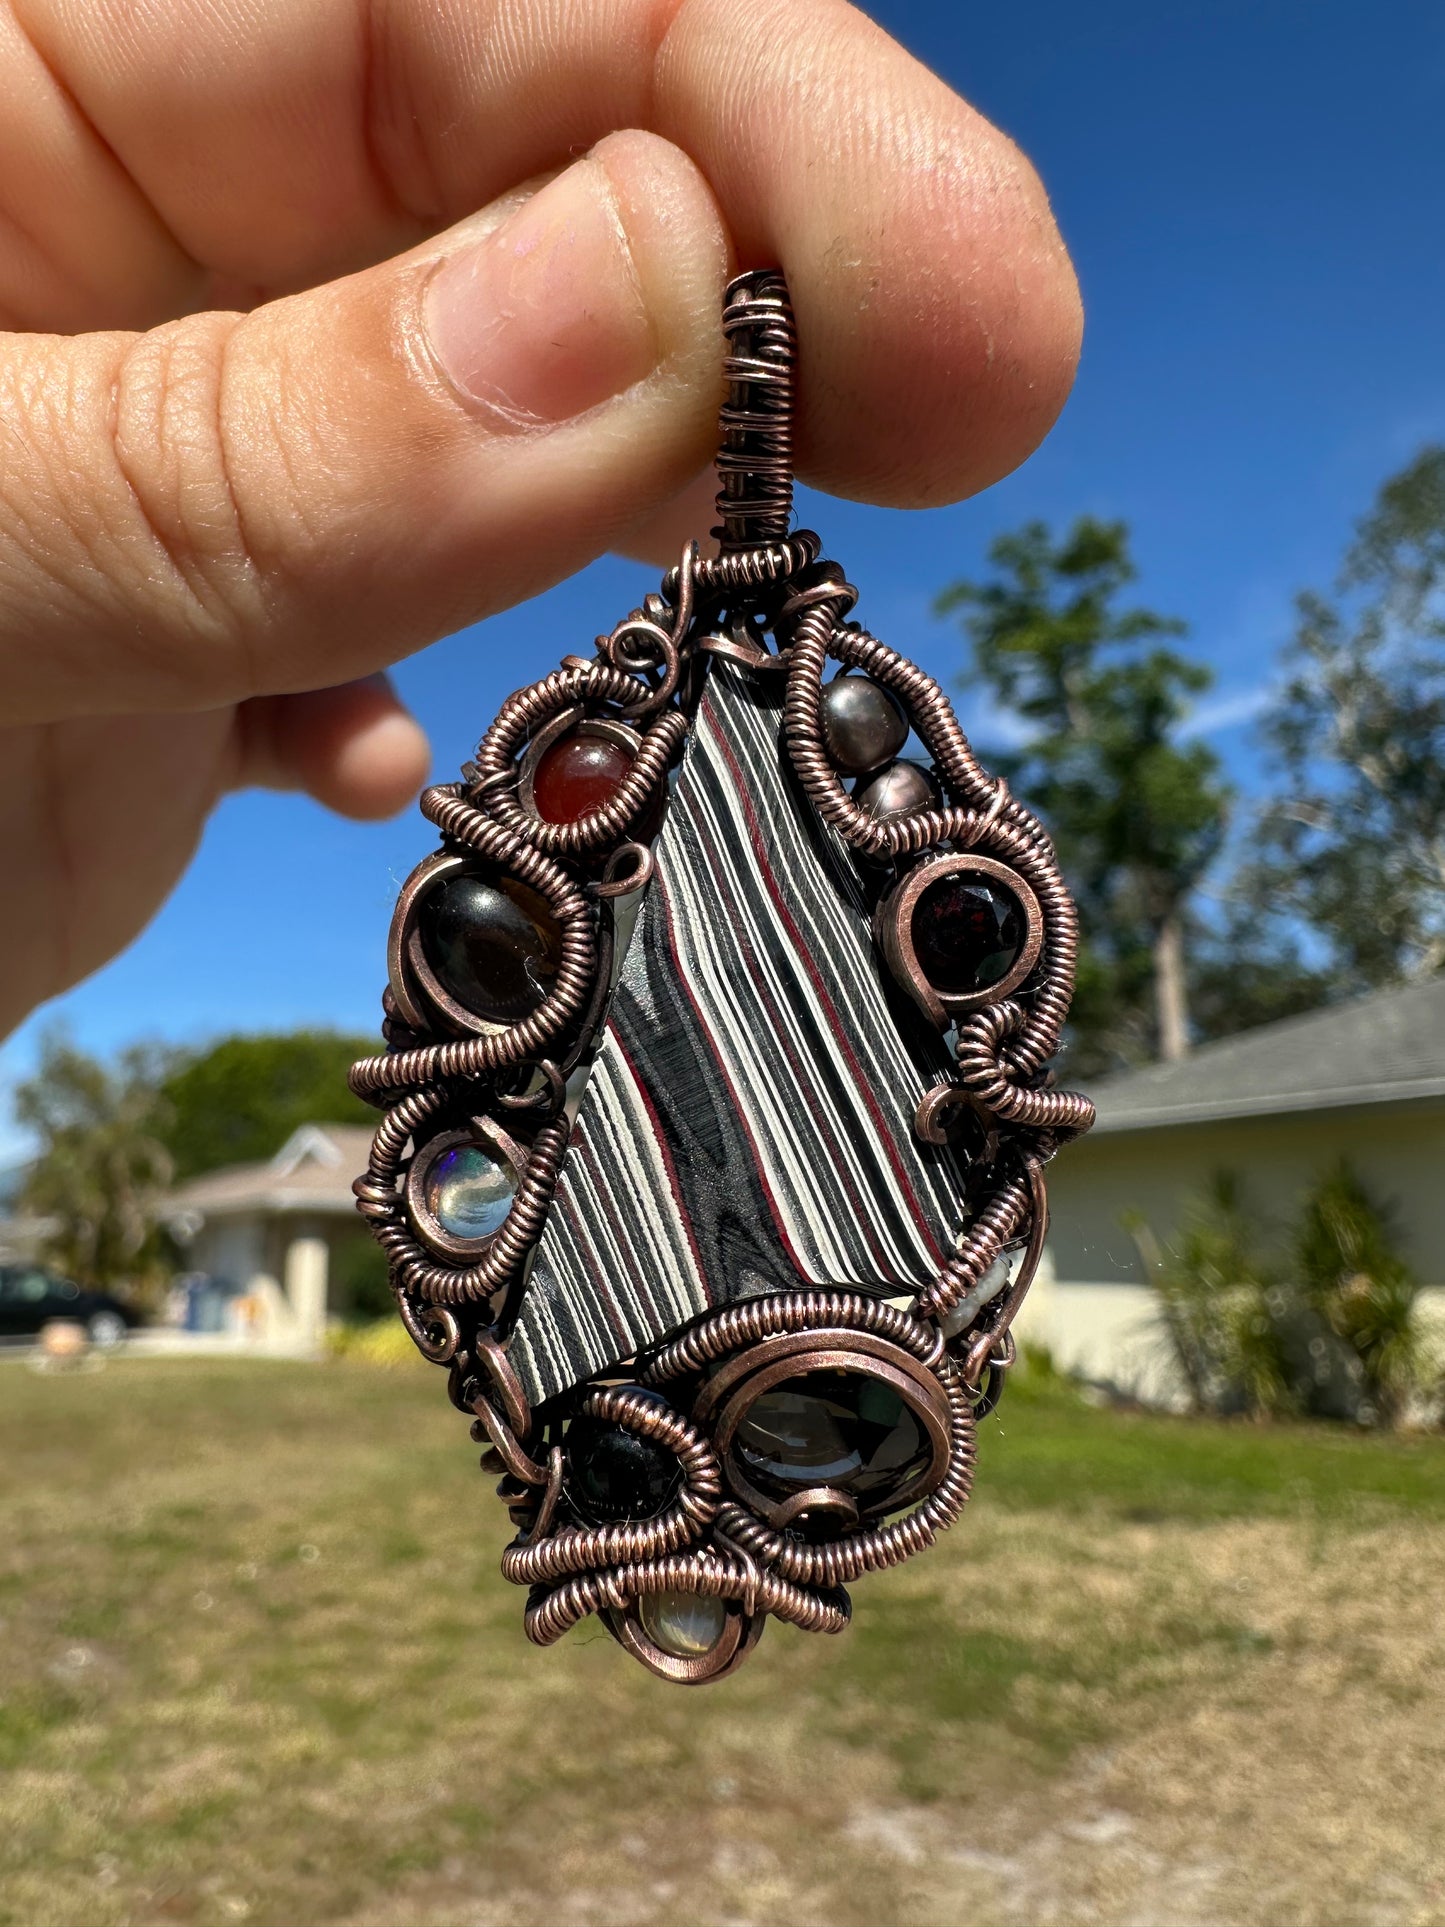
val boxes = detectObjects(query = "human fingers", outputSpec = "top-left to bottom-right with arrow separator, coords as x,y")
0,132 -> 729,729
12,0 -> 1079,506
235,675 -> 431,819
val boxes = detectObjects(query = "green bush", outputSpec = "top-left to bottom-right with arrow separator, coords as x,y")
326,1316 -> 427,1368
1136,1162 -> 1433,1427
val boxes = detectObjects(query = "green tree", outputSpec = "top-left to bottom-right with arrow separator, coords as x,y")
1244,446 -> 1445,988
15,1031 -> 174,1298
159,1030 -> 377,1180
937,517 -> 1231,1072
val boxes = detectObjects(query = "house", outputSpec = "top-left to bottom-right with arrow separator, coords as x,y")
1018,975 -> 1445,1400
162,1123 -> 375,1353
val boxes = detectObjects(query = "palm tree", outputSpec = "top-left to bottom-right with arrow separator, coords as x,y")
15,1032 -> 175,1300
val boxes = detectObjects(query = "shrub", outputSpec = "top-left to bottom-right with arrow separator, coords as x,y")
327,1317 -> 426,1368
1137,1162 -> 1430,1426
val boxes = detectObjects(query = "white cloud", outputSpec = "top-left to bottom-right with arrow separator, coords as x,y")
1183,683 -> 1274,737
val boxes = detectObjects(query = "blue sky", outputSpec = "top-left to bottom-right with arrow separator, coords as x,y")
3,0 -> 1443,1154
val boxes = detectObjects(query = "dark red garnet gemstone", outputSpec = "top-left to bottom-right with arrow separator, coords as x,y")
532,733 -> 634,825
910,874 -> 1025,996
418,873 -> 562,1024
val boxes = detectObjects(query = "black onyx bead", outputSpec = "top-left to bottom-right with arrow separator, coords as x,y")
911,873 -> 1025,996
566,1404 -> 681,1524
821,674 -> 909,776
853,759 -> 941,820
418,872 -> 561,1025
734,1369 -> 932,1503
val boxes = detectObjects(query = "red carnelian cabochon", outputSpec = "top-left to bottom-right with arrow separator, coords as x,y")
532,734 -> 634,824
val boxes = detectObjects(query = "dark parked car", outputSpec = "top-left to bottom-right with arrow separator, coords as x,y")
0,1265 -> 138,1347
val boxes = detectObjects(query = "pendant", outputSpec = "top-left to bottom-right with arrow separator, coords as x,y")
352,271 -> 1093,1683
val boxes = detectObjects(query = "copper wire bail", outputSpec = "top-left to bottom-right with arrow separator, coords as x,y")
713,269 -> 798,554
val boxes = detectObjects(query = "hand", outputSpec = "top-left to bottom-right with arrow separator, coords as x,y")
0,0 -> 1080,1040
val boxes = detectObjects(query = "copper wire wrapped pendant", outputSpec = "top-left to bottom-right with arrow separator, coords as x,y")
351,271 -> 1094,1683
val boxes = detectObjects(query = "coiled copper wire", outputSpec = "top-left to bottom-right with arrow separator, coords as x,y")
522,1548 -> 850,1647
500,1386 -> 722,1586
668,532 -> 821,604
637,1291 -> 974,1588
640,1288 -> 945,1384
473,661 -> 688,856
916,1162 -> 1035,1324
713,270 -> 797,554
348,786 -> 596,1099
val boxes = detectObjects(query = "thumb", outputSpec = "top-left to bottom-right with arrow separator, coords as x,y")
0,131 -> 729,729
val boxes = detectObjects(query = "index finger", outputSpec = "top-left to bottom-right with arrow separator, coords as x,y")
22,0 -> 1080,506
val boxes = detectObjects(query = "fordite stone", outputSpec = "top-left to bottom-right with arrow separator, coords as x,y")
734,1370 -> 932,1502
532,732 -> 634,825
506,659 -> 971,1407
911,874 -> 1025,996
423,1143 -> 515,1242
820,673 -> 909,775
418,872 -> 562,1025
853,758 -> 941,821
565,1405 -> 681,1524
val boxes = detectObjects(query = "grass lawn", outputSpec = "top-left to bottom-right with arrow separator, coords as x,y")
2,1354 -> 1443,1927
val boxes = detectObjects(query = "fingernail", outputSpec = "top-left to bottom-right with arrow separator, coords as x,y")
424,159 -> 657,428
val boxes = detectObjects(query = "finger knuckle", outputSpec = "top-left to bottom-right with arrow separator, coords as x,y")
108,314 -> 272,668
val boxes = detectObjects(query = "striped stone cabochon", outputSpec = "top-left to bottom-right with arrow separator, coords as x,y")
508,658 -> 970,1406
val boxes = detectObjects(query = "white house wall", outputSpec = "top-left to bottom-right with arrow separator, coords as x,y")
1029,1099 -> 1445,1397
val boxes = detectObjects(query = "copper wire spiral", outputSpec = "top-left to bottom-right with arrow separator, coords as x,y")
349,786 -> 597,1099
917,1160 -> 1036,1324
358,1110 -> 571,1307
633,1291 -> 975,1591
473,663 -> 689,856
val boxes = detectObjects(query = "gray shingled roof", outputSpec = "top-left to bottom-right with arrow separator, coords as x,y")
1085,974 -> 1445,1133
164,1123 -> 374,1218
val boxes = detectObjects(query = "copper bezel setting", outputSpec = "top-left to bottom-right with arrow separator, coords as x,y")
607,1595 -> 765,1685
692,1327 -> 954,1526
516,708 -> 644,822
404,1117 -> 530,1263
876,852 -> 1044,1027
387,849 -> 562,1039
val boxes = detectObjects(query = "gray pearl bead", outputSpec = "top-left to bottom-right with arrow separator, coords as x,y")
853,759 -> 941,820
820,674 -> 910,775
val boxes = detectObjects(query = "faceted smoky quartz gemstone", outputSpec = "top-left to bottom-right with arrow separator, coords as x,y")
734,1370 -> 933,1503
532,732 -> 634,825
853,758 -> 941,820
910,874 -> 1025,996
821,674 -> 909,776
566,1400 -> 681,1524
418,872 -> 562,1025
640,1588 -> 728,1658
423,1143 -> 515,1242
